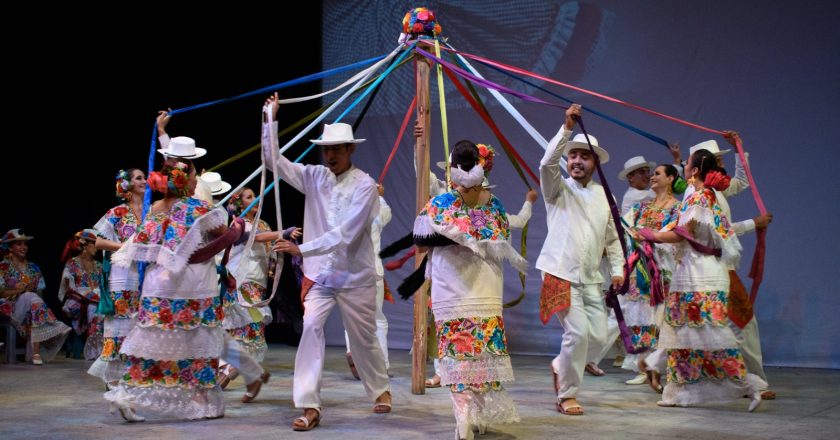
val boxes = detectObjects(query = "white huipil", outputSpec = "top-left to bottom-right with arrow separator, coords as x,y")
262,121 -> 389,410
414,188 -> 528,434
222,219 -> 273,361
105,198 -> 229,420
657,188 -> 766,407
537,125 -> 624,399
88,204 -> 142,382
426,172 -> 532,381
683,167 -> 767,386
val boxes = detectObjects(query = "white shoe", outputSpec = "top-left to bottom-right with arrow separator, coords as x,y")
625,373 -> 647,385
748,391 -> 762,413
456,422 -> 474,440
111,403 -> 145,422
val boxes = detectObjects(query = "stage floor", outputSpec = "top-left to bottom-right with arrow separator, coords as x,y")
1,345 -> 838,439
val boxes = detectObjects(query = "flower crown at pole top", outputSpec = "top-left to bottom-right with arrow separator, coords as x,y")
402,7 -> 442,36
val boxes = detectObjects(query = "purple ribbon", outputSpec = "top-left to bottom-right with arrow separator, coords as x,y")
573,116 -> 646,354
189,217 -> 245,265
673,226 -> 721,257
413,47 -> 566,109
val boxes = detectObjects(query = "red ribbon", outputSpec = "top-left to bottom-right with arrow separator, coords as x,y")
441,45 -> 769,304
378,95 -> 417,183
441,65 -> 540,185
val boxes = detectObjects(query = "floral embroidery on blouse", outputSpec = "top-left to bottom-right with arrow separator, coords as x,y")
104,204 -> 140,242
133,198 -> 211,251
420,191 -> 510,243
667,189 -> 733,240
0,258 -> 45,293
63,257 -> 103,301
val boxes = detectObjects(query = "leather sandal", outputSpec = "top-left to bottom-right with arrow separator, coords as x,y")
242,370 -> 271,403
292,408 -> 321,431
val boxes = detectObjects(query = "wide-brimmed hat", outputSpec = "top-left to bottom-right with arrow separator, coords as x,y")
311,123 -> 366,145
618,156 -> 656,181
689,139 -> 730,157
1,228 -> 34,243
157,136 -> 207,159
200,171 -> 232,195
74,229 -> 99,243
564,133 -> 610,164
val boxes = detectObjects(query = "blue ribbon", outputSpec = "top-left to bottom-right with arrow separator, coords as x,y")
469,58 -> 671,148
239,44 -> 417,217
168,54 -> 388,115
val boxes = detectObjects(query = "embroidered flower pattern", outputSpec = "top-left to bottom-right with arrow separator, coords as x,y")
123,355 -> 219,388
106,204 -> 139,242
665,290 -> 728,328
132,198 -> 211,252
629,325 -> 658,352
666,348 -> 747,384
436,315 -> 508,360
420,191 -> 510,243
138,296 -> 223,330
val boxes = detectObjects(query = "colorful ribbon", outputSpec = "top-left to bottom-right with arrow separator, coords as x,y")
379,96 -> 417,183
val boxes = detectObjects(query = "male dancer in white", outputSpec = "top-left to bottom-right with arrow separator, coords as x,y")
262,93 -> 391,431
537,104 -> 624,415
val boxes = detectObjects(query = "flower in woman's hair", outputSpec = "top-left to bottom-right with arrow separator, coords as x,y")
148,172 -> 169,194
704,171 -> 731,191
171,169 -> 189,189
476,144 -> 496,173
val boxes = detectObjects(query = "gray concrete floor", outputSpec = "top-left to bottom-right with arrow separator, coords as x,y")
0,345 -> 838,439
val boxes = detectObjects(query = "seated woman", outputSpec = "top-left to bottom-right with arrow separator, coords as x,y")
59,229 -> 105,360
0,229 -> 71,365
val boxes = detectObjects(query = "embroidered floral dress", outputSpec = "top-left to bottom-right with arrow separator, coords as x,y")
88,204 -> 142,382
222,218 -> 272,361
104,197 -> 228,419
0,258 -> 70,361
414,191 -> 528,430
59,256 -> 105,360
658,189 -> 765,406
619,200 -> 679,371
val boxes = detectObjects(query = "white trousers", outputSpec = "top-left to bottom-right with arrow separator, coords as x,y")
551,283 -> 609,399
294,283 -> 390,410
220,333 -> 264,384
590,308 -> 620,365
345,278 -> 389,369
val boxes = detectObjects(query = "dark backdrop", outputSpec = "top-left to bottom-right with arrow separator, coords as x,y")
2,5 -> 324,345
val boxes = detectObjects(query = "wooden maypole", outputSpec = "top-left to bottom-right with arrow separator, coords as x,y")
411,40 -> 432,395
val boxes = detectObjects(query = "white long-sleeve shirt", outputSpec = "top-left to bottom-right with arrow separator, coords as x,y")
372,196 -> 392,277
263,122 -> 380,288
621,187 -> 655,216
536,126 -> 624,284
